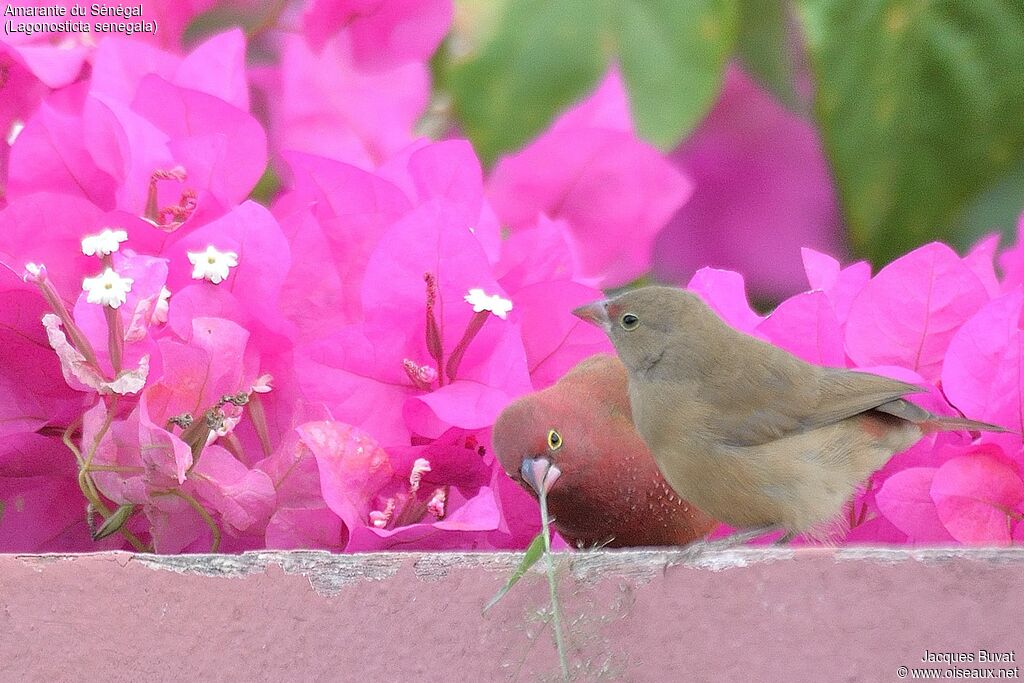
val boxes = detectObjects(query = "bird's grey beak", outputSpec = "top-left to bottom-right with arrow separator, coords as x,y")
520,457 -> 562,496
572,300 -> 610,331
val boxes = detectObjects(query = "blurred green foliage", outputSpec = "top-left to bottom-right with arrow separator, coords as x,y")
737,0 -> 799,109
799,0 -> 1024,263
444,0 -> 738,163
437,0 -> 1024,265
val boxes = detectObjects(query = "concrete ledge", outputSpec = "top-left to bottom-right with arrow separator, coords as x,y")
2,547 -> 1021,681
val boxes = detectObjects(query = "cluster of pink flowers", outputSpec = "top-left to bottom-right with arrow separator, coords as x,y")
0,8 -> 624,552
1,1 -> 1019,552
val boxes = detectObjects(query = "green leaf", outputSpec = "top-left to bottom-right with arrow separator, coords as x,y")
447,0 -> 608,164
612,0 -> 740,150
182,7 -> 263,47
483,532 -> 546,613
446,0 -> 739,163
92,503 -> 135,542
952,156 -> 1024,249
736,0 -> 799,109
797,0 -> 1024,264
249,166 -> 281,206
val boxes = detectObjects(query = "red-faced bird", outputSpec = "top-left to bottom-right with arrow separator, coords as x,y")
493,354 -> 717,548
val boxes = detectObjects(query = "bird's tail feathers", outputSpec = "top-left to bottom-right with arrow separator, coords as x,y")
922,416 -> 1011,434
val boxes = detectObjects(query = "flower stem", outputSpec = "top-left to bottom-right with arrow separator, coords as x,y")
446,311 -> 488,382
83,397 -> 118,471
424,273 -> 445,385
62,417 -> 84,467
163,489 -> 221,552
247,0 -> 287,39
538,484 -> 570,682
63,403 -> 148,552
246,392 -> 273,458
104,305 -> 123,374
37,278 -> 101,369
85,465 -> 145,474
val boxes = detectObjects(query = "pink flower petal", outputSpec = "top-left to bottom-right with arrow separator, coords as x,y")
510,280 -> 611,390
297,327 -> 415,447
166,201 -> 292,343
404,381 -> 517,438
0,290 -> 82,434
303,0 -> 452,67
875,467 -> 955,543
489,111 -> 690,287
190,444 -> 276,535
800,247 -> 871,323
265,506 -> 346,551
931,454 -> 1024,545
941,289 -> 1024,452
0,433 -> 97,551
1,33 -> 89,89
138,388 -> 194,484
964,234 -> 1002,299
130,75 -> 267,207
686,267 -> 764,333
273,33 -> 427,168
275,151 -> 410,335
801,247 -> 841,291
942,288 -> 1023,419
495,214 -> 589,292
756,291 -> 845,366
7,86 -> 118,208
846,242 -> 989,382
298,421 -> 394,533
377,139 -> 500,260
653,68 -> 842,297
843,514 -> 908,544
550,68 -> 633,134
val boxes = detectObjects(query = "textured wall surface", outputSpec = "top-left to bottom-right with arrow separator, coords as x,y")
1,547 -> 1021,681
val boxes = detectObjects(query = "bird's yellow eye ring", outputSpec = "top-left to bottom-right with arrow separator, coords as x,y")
620,313 -> 639,330
547,429 -> 563,451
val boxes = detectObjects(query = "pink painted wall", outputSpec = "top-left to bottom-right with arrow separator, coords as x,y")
1,547 -> 1021,681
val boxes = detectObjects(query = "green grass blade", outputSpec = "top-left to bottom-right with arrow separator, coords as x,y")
483,531 -> 546,613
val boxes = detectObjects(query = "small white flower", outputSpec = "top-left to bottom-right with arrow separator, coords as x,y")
187,245 -> 238,284
82,268 -> 134,309
6,120 -> 24,146
464,287 -> 513,319
152,286 -> 171,324
81,228 -> 128,257
23,262 -> 45,283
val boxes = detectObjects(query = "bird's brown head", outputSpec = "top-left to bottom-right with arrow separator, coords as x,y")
572,286 -> 716,377
491,354 -> 716,547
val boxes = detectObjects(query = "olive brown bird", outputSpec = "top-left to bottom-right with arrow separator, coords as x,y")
492,354 -> 717,548
573,286 -> 1007,543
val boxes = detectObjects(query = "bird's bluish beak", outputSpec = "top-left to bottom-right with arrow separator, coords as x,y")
520,457 -> 562,496
572,300 -> 610,331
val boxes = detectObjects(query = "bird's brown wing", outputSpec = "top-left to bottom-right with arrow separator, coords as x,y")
803,369 -> 926,429
708,365 -> 925,447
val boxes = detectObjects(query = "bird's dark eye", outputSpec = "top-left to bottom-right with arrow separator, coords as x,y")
547,429 -> 562,451
620,313 -> 639,330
